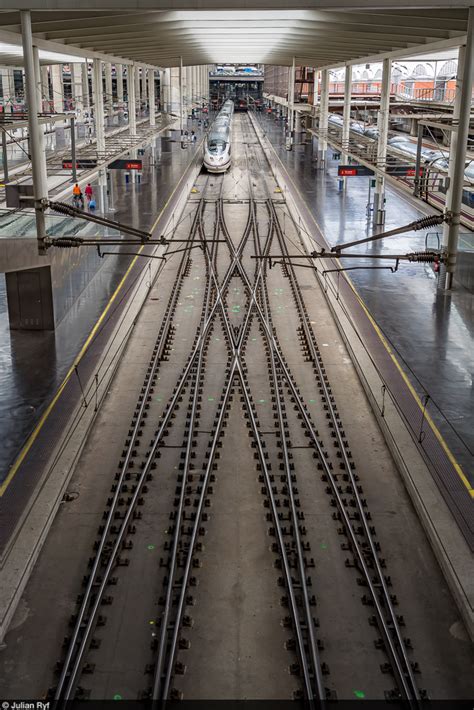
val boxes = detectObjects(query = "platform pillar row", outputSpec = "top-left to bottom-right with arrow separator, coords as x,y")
373,57 -> 391,226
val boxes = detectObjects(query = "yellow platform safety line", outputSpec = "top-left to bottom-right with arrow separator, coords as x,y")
0,160 -> 193,497
269,145 -> 473,498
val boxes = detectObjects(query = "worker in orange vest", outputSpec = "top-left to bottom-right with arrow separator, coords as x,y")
72,183 -> 84,209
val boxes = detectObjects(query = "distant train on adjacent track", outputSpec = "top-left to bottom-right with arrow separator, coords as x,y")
327,113 -> 474,226
203,100 -> 234,173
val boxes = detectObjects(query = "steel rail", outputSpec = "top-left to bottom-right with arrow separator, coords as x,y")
203,195 -> 322,705
251,198 -> 326,703
154,188 -> 278,700
240,124 -> 421,702
153,192 -> 222,699
269,198 -> 421,704
153,176 -> 259,700
58,189 -> 238,700
54,199 -> 205,701
244,135 -> 326,701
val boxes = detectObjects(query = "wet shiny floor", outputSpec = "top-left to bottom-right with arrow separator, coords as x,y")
0,123 -> 203,481
258,112 -> 473,484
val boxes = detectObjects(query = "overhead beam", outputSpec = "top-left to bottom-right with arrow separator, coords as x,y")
0,27 -> 159,69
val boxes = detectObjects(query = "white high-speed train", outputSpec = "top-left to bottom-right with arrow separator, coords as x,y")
203,100 -> 234,173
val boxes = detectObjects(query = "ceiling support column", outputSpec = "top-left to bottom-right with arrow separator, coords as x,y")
318,69 -> 329,169
92,58 -> 108,207
443,8 -> 473,289
51,64 -> 63,113
286,57 -> 296,150
20,10 -> 47,252
105,62 -> 113,127
71,62 -> 84,118
128,63 -> 137,136
373,57 -> 391,225
341,64 -> 352,188
179,57 -> 185,144
116,63 -> 124,125
40,66 -> 49,109
149,69 -> 156,126
81,61 -> 90,110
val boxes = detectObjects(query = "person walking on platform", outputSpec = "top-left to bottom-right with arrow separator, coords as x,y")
85,182 -> 94,207
72,183 -> 84,209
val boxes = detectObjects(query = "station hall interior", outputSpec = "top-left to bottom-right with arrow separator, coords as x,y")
0,2 -> 473,704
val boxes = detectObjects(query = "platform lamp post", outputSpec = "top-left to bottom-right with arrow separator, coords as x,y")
20,10 -> 48,254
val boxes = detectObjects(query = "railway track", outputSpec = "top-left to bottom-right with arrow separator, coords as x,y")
50,113 -> 429,704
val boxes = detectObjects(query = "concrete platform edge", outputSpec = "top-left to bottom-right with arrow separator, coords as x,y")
249,112 -> 474,642
0,145 -> 203,645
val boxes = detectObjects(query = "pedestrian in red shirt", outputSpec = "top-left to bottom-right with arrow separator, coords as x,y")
85,183 -> 93,207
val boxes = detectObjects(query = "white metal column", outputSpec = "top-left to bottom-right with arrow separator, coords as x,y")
179,58 -> 185,143
148,69 -> 156,126
444,9 -> 474,289
71,63 -> 84,117
373,58 -> 391,225
81,62 -> 89,110
287,57 -> 296,149
105,63 -> 113,122
20,11 -> 47,246
116,64 -> 124,105
92,58 -> 106,210
342,65 -> 352,160
40,66 -> 49,108
318,69 -> 329,168
140,67 -> 147,109
128,64 -> 137,136
51,64 -> 63,113
134,65 -> 140,113
442,44 -> 465,268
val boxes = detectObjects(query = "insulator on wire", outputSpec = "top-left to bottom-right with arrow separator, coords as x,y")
406,251 -> 441,263
411,215 -> 445,231
50,237 -> 84,248
49,200 -> 79,217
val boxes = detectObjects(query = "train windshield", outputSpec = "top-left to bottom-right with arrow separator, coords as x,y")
208,137 -> 227,155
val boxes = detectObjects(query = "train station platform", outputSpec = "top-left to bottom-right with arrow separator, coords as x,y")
0,119 -> 204,525
258,111 -> 473,487
251,110 -> 474,638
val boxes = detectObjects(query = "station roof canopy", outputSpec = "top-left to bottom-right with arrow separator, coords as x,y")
0,5 -> 470,69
